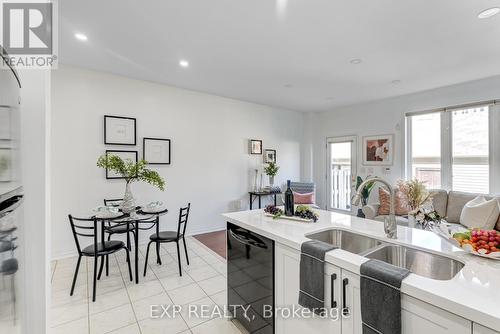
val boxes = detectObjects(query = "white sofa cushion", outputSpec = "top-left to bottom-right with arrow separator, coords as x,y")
460,196 -> 499,230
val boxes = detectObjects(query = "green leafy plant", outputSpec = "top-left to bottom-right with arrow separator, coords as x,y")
97,154 -> 165,191
264,162 -> 279,177
355,176 -> 376,206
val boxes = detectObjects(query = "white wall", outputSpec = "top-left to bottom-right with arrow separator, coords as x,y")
304,75 -> 500,209
51,65 -> 303,259
19,69 -> 51,334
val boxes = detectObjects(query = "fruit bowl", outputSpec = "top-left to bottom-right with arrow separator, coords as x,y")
453,229 -> 500,260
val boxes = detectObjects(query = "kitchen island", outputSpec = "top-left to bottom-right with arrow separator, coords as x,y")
223,208 -> 500,334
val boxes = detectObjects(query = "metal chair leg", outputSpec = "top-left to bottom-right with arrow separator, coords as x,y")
97,255 -> 105,280
176,241 -> 182,276
106,254 -> 109,276
143,241 -> 153,277
92,256 -> 98,302
156,242 -> 162,265
70,255 -> 82,296
127,230 -> 131,251
124,247 -> 133,281
182,237 -> 189,265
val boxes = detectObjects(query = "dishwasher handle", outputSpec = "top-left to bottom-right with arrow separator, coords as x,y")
228,228 -> 268,249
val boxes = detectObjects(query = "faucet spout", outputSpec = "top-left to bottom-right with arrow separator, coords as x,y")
351,177 -> 397,239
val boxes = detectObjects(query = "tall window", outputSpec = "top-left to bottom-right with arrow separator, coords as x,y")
410,113 -> 441,189
407,105 -> 491,194
452,107 -> 489,193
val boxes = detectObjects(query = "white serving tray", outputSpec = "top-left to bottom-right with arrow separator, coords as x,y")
264,213 -> 315,223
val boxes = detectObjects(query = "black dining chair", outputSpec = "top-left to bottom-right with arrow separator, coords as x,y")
68,215 -> 133,302
103,199 -> 136,251
143,203 -> 191,277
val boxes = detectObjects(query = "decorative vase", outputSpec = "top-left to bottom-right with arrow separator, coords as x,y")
269,175 -> 274,187
122,182 -> 136,214
357,208 -> 365,218
253,169 -> 259,192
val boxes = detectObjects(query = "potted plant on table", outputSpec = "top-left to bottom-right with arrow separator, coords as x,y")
354,176 -> 376,218
97,154 -> 166,213
264,162 -> 279,187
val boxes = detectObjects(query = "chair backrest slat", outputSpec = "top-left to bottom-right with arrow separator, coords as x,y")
68,214 -> 98,256
177,203 -> 191,237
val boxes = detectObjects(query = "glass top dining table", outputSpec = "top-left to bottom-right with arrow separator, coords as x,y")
94,206 -> 169,284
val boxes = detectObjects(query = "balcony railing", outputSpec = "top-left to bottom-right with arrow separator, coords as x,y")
331,165 -> 351,211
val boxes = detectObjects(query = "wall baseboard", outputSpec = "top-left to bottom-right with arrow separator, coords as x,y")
50,224 -> 227,261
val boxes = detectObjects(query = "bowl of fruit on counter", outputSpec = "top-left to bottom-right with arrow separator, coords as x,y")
264,205 -> 319,223
453,229 -> 500,259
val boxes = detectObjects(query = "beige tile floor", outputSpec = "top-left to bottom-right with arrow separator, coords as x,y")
50,237 -> 244,334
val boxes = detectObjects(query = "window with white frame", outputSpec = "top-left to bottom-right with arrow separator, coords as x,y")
406,104 -> 495,194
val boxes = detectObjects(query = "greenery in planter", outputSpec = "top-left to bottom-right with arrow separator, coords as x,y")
97,154 -> 165,191
264,162 -> 279,177
355,176 -> 376,206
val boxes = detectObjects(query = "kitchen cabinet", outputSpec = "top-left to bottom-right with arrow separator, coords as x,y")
339,269 -> 362,334
474,323 -> 500,334
275,243 -> 341,334
401,294 -> 471,333
275,242 -> 472,334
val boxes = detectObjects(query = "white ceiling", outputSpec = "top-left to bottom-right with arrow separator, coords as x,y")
59,0 -> 500,112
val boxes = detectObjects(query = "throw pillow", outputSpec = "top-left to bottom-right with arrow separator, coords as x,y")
378,188 -> 410,216
293,191 -> 315,205
460,196 -> 499,230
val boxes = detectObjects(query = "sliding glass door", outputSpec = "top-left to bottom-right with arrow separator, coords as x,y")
327,136 -> 357,212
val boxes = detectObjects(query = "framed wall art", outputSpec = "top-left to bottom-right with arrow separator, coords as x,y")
105,150 -> 138,179
362,134 -> 394,166
249,139 -> 262,155
143,137 -> 171,165
264,149 -> 276,163
104,115 -> 137,145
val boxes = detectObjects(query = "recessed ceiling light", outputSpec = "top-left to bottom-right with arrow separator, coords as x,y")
179,60 -> 189,68
74,33 -> 88,41
478,7 -> 500,19
391,80 -> 401,84
350,58 -> 362,65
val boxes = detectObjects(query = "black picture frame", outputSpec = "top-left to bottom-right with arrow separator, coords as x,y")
105,150 -> 138,179
143,137 -> 171,165
264,149 -> 276,163
249,139 -> 263,155
104,115 -> 137,146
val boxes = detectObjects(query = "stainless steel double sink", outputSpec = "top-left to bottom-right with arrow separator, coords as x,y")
306,229 -> 464,281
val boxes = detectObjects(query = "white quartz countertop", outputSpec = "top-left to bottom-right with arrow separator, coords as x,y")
222,208 -> 500,331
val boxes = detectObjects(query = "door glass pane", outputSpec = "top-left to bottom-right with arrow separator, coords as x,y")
452,106 -> 489,193
411,113 -> 441,188
330,142 -> 352,211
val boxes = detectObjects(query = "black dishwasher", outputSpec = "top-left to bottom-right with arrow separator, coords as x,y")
227,222 -> 274,334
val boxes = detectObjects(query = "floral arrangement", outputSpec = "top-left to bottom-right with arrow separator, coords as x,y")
397,179 -> 432,214
412,207 -> 443,229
